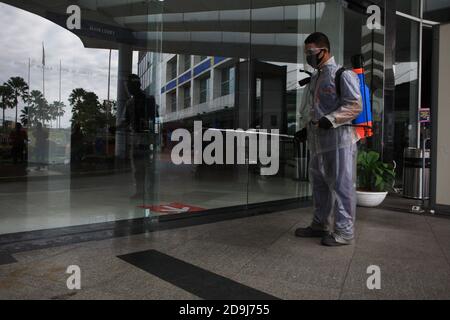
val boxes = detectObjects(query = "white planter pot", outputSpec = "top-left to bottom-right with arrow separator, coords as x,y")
356,191 -> 388,208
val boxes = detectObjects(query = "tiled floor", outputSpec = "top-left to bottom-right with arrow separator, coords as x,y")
1,206 -> 450,300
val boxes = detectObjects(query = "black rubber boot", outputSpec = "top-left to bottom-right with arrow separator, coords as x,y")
295,227 -> 329,238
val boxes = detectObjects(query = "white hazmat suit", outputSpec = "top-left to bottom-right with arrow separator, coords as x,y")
299,57 -> 363,240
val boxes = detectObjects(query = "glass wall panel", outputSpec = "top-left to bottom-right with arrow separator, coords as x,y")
0,1 -> 158,233
245,0 -> 316,204
1,0 -> 388,234
246,0 -> 386,204
142,1 -> 252,215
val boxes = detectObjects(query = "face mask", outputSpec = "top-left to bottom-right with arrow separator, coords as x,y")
306,49 -> 325,69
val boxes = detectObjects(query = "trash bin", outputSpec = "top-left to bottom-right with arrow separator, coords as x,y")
403,147 -> 430,200
294,141 -> 309,181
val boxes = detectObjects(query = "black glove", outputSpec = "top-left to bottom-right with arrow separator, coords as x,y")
294,128 -> 307,143
318,117 -> 333,130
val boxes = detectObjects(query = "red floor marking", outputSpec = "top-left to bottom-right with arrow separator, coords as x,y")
139,202 -> 206,214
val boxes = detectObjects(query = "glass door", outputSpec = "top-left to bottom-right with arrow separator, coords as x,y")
142,0 -> 252,218
394,15 -> 420,180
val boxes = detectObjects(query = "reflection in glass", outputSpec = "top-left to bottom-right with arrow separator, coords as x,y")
0,0 -> 389,234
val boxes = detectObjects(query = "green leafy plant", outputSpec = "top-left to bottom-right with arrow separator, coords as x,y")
357,151 -> 396,192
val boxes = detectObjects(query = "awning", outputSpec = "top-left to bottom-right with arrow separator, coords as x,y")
2,0 -> 325,62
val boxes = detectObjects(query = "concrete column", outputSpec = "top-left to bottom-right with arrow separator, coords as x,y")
116,43 -> 133,158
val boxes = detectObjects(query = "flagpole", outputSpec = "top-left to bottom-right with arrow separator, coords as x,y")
107,50 -> 111,103
106,49 -> 112,156
42,43 -> 45,98
59,60 -> 62,129
28,58 -> 31,88
59,60 -> 62,102
27,58 -> 31,128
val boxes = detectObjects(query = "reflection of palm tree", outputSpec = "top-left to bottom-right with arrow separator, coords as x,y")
0,84 -> 14,129
69,88 -> 99,136
20,107 -> 29,127
69,88 -> 87,107
49,101 -> 66,128
28,90 -> 50,127
6,77 -> 29,124
58,102 -> 66,128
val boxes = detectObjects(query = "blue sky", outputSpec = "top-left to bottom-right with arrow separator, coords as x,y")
0,2 -> 137,128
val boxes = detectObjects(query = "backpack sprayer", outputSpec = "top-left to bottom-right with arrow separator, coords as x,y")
299,54 -> 373,139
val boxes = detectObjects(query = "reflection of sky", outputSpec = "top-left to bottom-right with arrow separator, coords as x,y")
0,3 -> 138,128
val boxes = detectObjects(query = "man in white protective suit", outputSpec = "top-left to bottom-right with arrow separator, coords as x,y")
294,32 -> 363,247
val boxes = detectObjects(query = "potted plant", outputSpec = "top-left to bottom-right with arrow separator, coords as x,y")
356,150 -> 396,207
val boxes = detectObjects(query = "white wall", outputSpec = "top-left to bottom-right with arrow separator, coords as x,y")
435,23 -> 450,206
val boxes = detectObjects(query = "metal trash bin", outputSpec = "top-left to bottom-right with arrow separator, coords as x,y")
294,141 -> 309,181
403,147 -> 430,200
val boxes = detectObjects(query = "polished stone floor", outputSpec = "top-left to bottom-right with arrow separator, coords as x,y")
0,163 -> 310,234
1,205 -> 450,300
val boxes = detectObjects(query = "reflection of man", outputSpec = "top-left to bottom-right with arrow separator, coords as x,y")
34,122 -> 49,170
9,123 -> 28,164
295,32 -> 362,246
71,123 -> 84,167
119,74 -> 158,199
